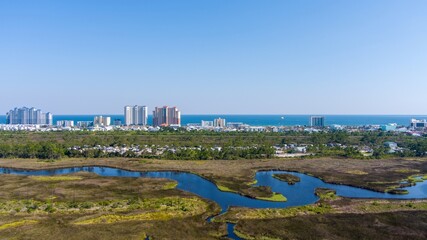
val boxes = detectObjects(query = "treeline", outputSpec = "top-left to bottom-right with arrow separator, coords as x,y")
0,142 -> 275,160
0,142 -> 64,159
0,131 -> 283,147
307,145 -> 366,159
0,129 -> 420,146
306,137 -> 427,159
162,146 -> 275,160
0,130 -> 426,160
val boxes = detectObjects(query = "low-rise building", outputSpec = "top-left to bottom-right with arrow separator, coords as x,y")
411,119 -> 427,129
57,120 -> 74,127
201,120 -> 214,128
384,141 -> 400,153
381,123 -> 397,131
77,121 -> 93,128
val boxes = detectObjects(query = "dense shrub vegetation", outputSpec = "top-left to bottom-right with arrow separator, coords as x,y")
0,130 -> 425,159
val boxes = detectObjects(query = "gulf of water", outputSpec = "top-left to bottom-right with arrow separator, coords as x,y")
0,115 -> 426,126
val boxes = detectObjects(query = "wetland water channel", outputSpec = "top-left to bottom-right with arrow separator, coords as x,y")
1,166 -> 427,239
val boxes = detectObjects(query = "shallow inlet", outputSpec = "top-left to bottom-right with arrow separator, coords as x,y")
1,166 -> 426,239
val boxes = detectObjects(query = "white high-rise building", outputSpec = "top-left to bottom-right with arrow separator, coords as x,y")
94,116 -> 111,126
152,106 -> 181,127
124,106 -> 133,126
46,112 -> 53,125
138,106 -> 148,125
132,105 -> 139,125
310,116 -> 325,128
6,107 -> 53,125
124,105 -> 148,126
103,117 -> 111,126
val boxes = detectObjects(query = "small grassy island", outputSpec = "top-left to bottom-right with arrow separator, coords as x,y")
272,173 -> 301,185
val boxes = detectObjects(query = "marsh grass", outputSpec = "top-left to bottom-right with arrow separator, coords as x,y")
234,211 -> 427,240
0,173 -> 224,239
0,219 -> 38,230
29,176 -> 83,181
215,203 -> 332,223
73,197 -> 208,225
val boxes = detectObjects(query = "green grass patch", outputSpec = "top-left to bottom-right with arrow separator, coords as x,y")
386,188 -> 409,195
394,169 -> 420,173
346,170 -> 368,175
75,211 -> 182,224
234,229 -> 255,240
408,176 -> 424,183
315,188 -> 338,201
246,179 -> 258,185
217,185 -> 237,193
256,193 -> 287,202
29,176 -> 83,182
162,181 -> 178,190
0,220 -> 38,231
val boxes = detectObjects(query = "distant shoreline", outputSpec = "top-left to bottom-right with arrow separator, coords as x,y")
1,114 -> 427,126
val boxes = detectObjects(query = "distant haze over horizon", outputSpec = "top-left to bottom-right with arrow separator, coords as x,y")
1,1 -> 426,115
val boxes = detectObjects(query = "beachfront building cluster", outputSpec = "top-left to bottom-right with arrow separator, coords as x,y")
124,105 -> 148,126
6,107 -> 53,125
199,118 -> 227,128
3,106 -> 427,137
152,106 -> 181,127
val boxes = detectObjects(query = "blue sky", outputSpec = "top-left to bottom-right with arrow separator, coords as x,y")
1,0 -> 426,114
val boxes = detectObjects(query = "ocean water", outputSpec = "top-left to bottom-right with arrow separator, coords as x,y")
0,115 -> 426,127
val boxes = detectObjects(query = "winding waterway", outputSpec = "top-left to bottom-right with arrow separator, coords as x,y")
1,166 -> 427,239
